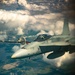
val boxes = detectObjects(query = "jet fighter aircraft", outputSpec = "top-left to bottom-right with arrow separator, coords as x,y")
11,18 -> 75,59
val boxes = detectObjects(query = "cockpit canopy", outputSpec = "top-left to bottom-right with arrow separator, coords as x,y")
34,34 -> 52,42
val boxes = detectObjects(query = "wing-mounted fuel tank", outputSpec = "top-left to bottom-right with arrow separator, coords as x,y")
47,51 -> 65,59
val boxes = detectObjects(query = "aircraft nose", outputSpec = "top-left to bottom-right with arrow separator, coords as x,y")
11,54 -> 16,59
11,49 -> 28,59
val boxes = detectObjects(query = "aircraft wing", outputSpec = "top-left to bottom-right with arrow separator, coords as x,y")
0,39 -> 30,45
0,35 -> 31,44
0,40 -> 21,44
39,42 -> 75,59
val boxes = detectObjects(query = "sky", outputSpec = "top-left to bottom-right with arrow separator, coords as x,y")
0,0 -> 75,71
0,0 -> 75,38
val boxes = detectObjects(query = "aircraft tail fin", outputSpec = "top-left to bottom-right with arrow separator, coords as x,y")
62,18 -> 70,35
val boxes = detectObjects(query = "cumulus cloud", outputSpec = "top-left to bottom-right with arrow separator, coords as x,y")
16,27 -> 24,35
55,52 -> 73,67
0,10 -> 36,25
43,52 -> 75,68
0,31 -> 6,34
55,21 -> 63,35
12,45 -> 20,52
0,34 -> 7,41
0,10 -> 36,35
0,0 -> 74,36
0,9 -> 74,36
0,8 -> 75,39
0,0 -> 16,4
0,10 -> 30,28
18,0 -> 48,11
35,13 -> 62,20
2,62 -> 19,70
48,31 -> 54,35
0,9 -> 64,35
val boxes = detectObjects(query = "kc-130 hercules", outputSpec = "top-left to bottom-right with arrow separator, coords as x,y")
11,18 -> 75,59
0,19 -> 75,59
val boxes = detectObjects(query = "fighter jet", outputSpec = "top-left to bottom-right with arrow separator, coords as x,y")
11,18 -> 75,59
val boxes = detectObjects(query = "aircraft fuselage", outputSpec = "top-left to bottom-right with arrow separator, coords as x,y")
11,35 -> 75,59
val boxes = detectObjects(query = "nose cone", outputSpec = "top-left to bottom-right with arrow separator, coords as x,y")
11,54 -> 16,59
11,49 -> 28,59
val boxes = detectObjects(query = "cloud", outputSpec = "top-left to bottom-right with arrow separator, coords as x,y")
0,9 -> 74,36
0,10 -> 36,35
0,31 -> 6,34
35,13 -> 62,20
48,31 -> 54,35
18,0 -> 48,11
43,52 -> 75,68
16,27 -> 24,35
12,45 -> 20,52
0,10 -> 30,28
0,0 -> 16,4
0,0 -> 75,37
0,34 -> 7,41
2,62 -> 19,70
0,10 -> 37,27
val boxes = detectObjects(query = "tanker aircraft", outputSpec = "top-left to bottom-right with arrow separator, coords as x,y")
11,19 -> 75,59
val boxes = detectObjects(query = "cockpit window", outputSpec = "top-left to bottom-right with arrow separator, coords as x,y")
34,34 -> 52,42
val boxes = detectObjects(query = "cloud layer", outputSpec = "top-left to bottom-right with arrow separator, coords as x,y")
0,0 -> 75,36
0,0 -> 75,70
